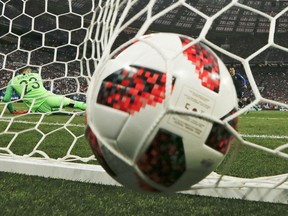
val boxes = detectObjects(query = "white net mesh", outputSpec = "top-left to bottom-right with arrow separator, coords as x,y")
0,0 -> 287,204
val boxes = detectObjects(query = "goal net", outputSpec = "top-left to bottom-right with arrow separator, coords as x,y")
0,0 -> 287,204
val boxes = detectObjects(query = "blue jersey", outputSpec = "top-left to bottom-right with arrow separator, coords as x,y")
234,73 -> 247,87
232,73 -> 247,99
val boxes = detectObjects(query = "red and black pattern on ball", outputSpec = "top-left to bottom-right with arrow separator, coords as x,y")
205,108 -> 238,154
180,37 -> 220,93
97,65 -> 175,115
85,126 -> 116,177
136,129 -> 186,187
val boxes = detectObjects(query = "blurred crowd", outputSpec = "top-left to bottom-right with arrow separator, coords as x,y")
0,33 -> 288,108
252,66 -> 288,105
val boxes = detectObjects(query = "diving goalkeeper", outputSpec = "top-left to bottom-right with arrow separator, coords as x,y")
3,67 -> 87,114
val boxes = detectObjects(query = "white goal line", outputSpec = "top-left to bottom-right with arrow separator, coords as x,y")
1,119 -> 287,139
242,134 -> 288,139
1,119 -> 287,140
0,119 -> 84,128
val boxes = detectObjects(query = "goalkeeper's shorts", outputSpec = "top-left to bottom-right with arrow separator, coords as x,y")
36,95 -> 71,113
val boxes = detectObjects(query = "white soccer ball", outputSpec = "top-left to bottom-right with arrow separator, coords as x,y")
85,33 -> 238,193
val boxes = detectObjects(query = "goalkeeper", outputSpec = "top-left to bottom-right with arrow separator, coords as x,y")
3,67 -> 87,114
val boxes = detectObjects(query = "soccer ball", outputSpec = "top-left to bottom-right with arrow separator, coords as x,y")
85,33 -> 238,193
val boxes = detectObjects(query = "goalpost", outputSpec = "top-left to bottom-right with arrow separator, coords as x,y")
0,0 -> 287,204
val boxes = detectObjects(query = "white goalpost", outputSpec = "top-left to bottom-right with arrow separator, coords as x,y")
0,0 -> 287,204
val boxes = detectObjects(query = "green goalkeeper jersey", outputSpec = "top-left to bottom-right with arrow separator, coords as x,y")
3,72 -> 52,112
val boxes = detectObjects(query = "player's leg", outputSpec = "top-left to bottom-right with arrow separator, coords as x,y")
36,101 -> 54,113
45,95 -> 87,111
35,95 -> 87,113
71,100 -> 87,110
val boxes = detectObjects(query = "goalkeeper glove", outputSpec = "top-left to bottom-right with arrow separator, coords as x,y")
11,110 -> 28,114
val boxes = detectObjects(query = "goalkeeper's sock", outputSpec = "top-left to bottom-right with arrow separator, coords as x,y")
74,101 -> 87,110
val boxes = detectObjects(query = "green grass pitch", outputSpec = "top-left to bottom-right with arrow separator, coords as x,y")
0,103 -> 287,215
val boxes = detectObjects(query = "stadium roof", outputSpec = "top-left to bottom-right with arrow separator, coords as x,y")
126,0 -> 288,34
0,0 -> 287,35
